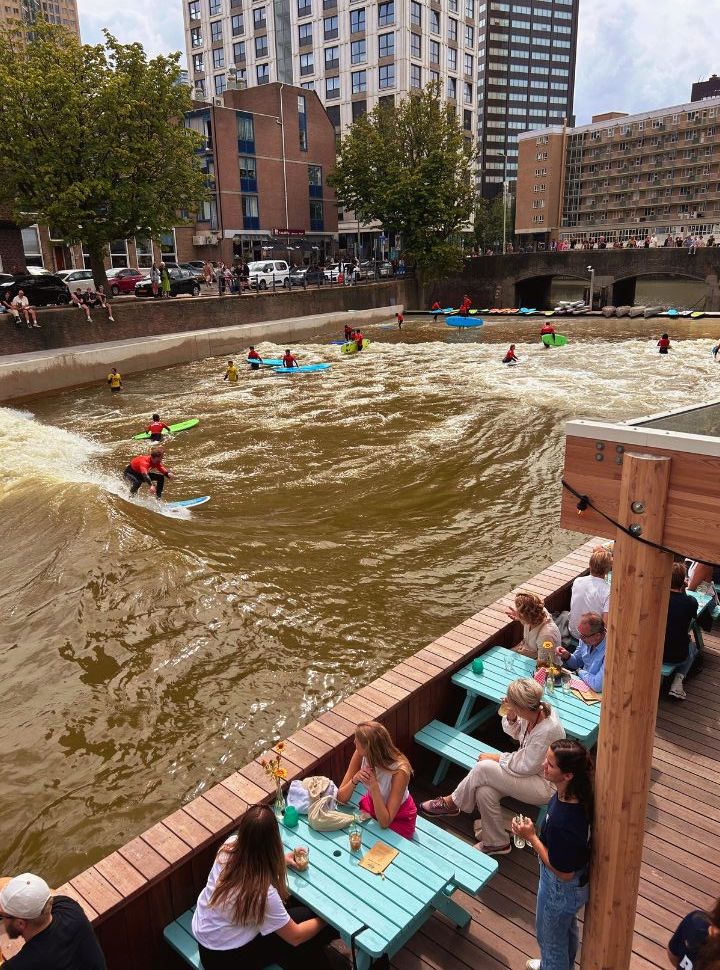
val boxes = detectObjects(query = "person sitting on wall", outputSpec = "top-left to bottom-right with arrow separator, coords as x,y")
557,612 -> 607,692
12,290 -> 39,328
664,562 -> 699,701
1,295 -> 22,327
87,286 -> 115,322
70,288 -> 92,322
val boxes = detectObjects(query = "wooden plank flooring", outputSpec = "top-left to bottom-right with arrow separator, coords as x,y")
393,631 -> 720,970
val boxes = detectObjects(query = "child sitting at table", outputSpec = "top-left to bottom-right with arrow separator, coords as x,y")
337,721 -> 417,839
191,805 -> 339,970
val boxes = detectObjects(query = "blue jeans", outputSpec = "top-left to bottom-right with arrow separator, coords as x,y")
536,862 -> 589,970
676,638 -> 698,678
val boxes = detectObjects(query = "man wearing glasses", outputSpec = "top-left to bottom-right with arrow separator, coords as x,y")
557,612 -> 607,693
0,872 -> 105,968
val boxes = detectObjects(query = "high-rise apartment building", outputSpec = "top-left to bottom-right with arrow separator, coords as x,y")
0,0 -> 81,36
515,97 -> 720,246
182,0 -> 578,240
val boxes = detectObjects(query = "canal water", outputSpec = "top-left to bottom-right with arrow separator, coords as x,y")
2,313 -> 719,883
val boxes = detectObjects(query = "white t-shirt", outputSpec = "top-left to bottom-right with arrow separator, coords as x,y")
192,839 -> 290,951
569,575 -> 610,638
360,756 -> 409,803
12,295 -> 29,309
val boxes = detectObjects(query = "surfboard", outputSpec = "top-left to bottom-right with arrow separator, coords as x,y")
273,363 -> 331,374
247,358 -> 284,366
445,317 -> 484,328
133,419 -> 199,440
341,339 -> 371,354
541,333 -> 568,347
330,340 -> 347,344
164,496 -> 211,509
690,311 -> 706,319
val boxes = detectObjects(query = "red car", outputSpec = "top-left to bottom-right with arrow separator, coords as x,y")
106,267 -> 145,295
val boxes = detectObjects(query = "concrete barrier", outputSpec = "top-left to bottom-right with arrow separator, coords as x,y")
0,305 -> 401,401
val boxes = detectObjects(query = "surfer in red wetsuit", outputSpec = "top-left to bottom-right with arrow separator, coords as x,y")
146,414 -> 171,441
247,345 -> 263,369
540,322 -> 556,347
459,295 -> 472,317
123,446 -> 174,498
396,311 -> 404,330
503,345 -> 519,364
431,301 -> 441,323
344,324 -> 353,341
657,333 -> 671,354
354,329 -> 364,351
282,349 -> 299,368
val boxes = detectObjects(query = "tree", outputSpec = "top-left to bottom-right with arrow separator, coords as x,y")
0,22 -> 207,285
474,196 -> 505,252
329,83 -> 476,285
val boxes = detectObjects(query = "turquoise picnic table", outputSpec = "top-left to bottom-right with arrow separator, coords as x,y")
275,789 -> 498,970
450,646 -> 602,748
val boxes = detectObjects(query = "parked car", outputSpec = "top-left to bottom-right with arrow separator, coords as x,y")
303,268 -> 327,286
287,267 -> 307,288
134,267 -> 201,298
178,262 -> 204,281
246,259 -> 291,290
377,261 -> 394,278
57,269 -> 96,293
358,261 -> 378,280
106,267 -> 145,295
0,272 -> 70,305
322,263 -> 342,282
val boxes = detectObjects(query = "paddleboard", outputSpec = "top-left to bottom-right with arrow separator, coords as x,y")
691,311 -> 706,319
446,317 -> 484,328
541,333 -> 568,347
341,339 -> 371,354
273,363 -> 331,374
165,496 -> 211,509
133,418 -> 199,440
246,357 -> 284,366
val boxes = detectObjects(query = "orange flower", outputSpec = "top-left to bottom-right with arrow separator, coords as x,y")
276,767 -> 288,779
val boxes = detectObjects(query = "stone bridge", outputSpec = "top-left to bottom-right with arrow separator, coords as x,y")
427,248 -> 720,310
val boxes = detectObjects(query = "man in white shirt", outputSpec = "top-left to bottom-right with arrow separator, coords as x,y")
12,290 -> 40,328
568,546 -> 612,640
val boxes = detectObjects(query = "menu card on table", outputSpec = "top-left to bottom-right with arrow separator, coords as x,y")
359,842 -> 398,874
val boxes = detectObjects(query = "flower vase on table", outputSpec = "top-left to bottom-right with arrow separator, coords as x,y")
258,742 -> 288,821
274,779 -> 287,820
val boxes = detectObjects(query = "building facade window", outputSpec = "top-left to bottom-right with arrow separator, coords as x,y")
309,199 -> 324,230
210,20 -> 222,42
237,112 -> 255,152
231,12 -> 244,33
325,44 -> 339,69
191,26 -> 203,46
188,0 -> 200,19
298,94 -> 308,150
350,7 -> 365,32
21,226 -> 43,267
193,53 -> 204,73
255,35 -> 268,57
214,73 -> 227,94
324,14 -> 338,38
429,39 -> 439,64
448,17 -> 457,41
110,238 -> 129,268
351,69 -> 366,93
298,22 -> 312,44
297,0 -> 311,13
378,1 -> 394,27
209,0 -> 221,14
351,39 -> 366,63
429,8 -> 439,33
378,63 -> 395,89
410,32 -> 420,58
253,6 -> 266,29
379,32 -> 394,57
447,47 -> 456,71
135,237 -> 153,268
308,164 -> 323,197
410,63 -> 421,88
233,40 -> 246,61
256,63 -> 270,83
242,195 -> 260,229
213,47 -> 225,68
239,155 -> 257,191
410,0 -> 421,25
300,52 -> 314,74
325,75 -> 340,99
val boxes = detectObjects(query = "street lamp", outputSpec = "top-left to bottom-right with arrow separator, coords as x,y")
587,265 -> 595,310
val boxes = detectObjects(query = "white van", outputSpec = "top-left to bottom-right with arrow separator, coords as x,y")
246,260 -> 291,290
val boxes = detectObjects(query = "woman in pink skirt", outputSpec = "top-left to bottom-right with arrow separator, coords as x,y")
337,721 -> 417,838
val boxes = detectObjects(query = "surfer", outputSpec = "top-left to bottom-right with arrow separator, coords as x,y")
107,367 -> 122,393
354,329 -> 365,352
344,324 -> 353,341
282,349 -> 299,368
459,295 -> 472,317
146,414 -> 171,441
431,301 -> 441,323
503,345 -> 519,364
123,446 -> 174,499
396,311 -> 404,330
713,340 -> 720,359
540,323 -> 556,347
223,360 -> 239,382
247,346 -> 263,370
657,333 -> 671,354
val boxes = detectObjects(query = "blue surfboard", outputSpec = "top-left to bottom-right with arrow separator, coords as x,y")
165,496 -> 211,509
247,358 -> 283,366
445,316 -> 484,328
273,363 -> 331,374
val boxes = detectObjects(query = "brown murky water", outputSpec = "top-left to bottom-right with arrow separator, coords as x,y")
1,312 -> 718,883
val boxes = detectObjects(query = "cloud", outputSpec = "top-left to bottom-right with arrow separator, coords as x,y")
575,0 -> 719,123
77,0 -> 186,62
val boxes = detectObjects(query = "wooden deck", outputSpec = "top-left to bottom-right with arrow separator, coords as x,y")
4,538 -> 717,970
391,631 -> 720,970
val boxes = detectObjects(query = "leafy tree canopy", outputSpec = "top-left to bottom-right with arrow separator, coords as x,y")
329,83 -> 476,282
473,194 -> 516,253
0,22 -> 207,282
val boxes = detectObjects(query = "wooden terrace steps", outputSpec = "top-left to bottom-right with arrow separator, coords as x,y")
35,537 -> 720,970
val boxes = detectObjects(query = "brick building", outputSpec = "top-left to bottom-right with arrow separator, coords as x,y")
515,97 -> 720,247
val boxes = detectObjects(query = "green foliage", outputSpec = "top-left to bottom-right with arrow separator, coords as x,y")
473,193 -> 517,252
0,22 -> 207,281
329,83 -> 476,281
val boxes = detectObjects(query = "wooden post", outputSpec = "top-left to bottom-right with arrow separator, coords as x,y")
581,453 -> 673,970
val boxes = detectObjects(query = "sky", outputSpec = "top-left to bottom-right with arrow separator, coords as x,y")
76,0 -> 720,123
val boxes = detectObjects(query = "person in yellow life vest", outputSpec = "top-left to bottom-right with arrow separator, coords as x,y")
107,368 -> 122,393
223,360 -> 239,382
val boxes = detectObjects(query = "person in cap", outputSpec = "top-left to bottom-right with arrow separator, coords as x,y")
0,872 -> 106,968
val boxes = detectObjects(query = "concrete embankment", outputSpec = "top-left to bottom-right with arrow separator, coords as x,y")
0,305 -> 401,401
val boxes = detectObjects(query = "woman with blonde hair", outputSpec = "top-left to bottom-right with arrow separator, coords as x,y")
337,721 -> 417,838
421,678 -> 565,856
192,805 -> 337,969
507,591 -> 561,659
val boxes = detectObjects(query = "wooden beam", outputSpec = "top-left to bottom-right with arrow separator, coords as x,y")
581,452 -> 673,970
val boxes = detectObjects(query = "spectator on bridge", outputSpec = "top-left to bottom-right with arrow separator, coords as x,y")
420,678 -> 565,856
707,235 -> 716,248
506,591 -> 561,659
0,872 -> 107,968
664,234 -> 674,247
664,562 -> 699,702
12,290 -> 39,327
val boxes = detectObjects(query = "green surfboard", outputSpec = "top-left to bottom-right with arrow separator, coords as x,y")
133,418 -> 200,440
341,339 -> 371,354
541,333 -> 568,347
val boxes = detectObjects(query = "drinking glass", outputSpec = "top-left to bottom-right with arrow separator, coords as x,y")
293,846 -> 310,871
561,673 -> 573,695
503,652 -> 515,675
512,814 -> 526,850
